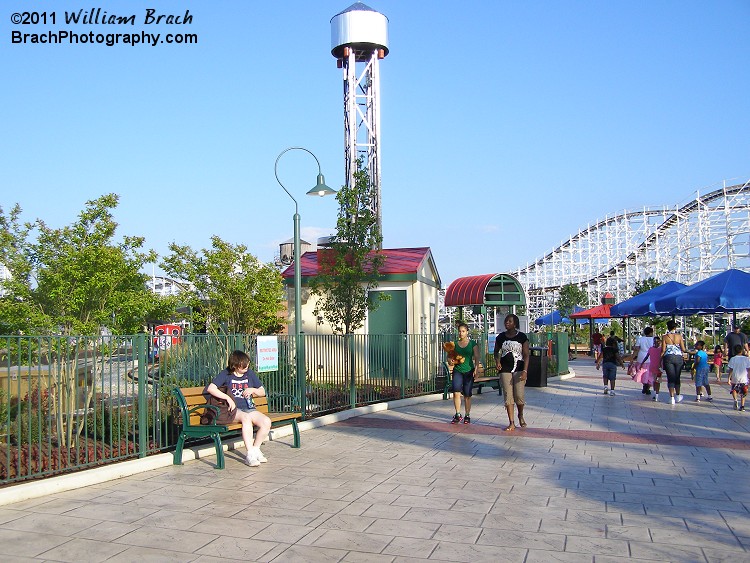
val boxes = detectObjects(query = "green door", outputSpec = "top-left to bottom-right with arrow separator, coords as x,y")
367,290 -> 407,379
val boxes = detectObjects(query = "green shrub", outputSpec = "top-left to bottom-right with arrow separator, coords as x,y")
12,411 -> 47,445
8,386 -> 51,445
85,407 -> 132,443
0,388 -> 9,442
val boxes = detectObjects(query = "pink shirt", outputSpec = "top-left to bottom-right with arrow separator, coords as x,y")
646,346 -> 662,375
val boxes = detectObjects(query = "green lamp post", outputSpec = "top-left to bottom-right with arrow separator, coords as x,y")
275,147 -> 336,417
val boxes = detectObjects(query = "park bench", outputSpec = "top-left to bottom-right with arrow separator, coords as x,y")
441,362 -> 501,400
172,386 -> 301,469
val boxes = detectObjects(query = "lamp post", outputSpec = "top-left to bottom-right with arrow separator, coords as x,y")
275,147 -> 336,418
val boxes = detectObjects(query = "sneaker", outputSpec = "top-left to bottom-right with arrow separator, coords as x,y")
645,390 -> 652,396
695,396 -> 701,402
671,397 -> 676,405
706,396 -> 713,402
604,387 -> 610,395
609,390 -> 616,396
451,413 -> 462,424
252,447 -> 268,463
735,401 -> 739,410
741,406 -> 746,412
463,415 -> 471,424
245,453 -> 261,467
653,395 -> 659,402
676,395 -> 684,403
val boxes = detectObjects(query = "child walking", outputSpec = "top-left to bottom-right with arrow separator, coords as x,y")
647,337 -> 664,402
727,344 -> 750,411
693,341 -> 712,402
713,346 -> 724,383
596,340 -> 623,395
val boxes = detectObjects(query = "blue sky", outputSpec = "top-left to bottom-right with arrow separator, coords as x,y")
2,0 -> 749,286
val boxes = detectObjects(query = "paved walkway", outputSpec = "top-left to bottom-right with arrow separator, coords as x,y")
1,360 -> 749,562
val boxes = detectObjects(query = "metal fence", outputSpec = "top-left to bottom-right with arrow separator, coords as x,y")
0,332 -> 444,485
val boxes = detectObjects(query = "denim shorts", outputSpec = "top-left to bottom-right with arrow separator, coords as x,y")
694,367 -> 709,388
602,362 -> 617,381
451,369 -> 475,397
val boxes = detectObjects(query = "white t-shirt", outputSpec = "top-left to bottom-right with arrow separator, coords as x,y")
634,335 -> 654,364
728,354 -> 750,385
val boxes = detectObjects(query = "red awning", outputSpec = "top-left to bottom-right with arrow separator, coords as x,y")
569,304 -> 612,319
444,274 -> 498,307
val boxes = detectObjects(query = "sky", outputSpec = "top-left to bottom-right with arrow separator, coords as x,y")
2,0 -> 749,287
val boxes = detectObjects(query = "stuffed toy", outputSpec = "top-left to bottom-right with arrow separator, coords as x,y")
443,342 -> 465,370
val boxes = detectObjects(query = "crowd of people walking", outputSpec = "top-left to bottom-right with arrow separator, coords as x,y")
443,319 -> 749,433
594,322 -> 750,409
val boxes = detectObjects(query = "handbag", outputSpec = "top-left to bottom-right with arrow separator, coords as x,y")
200,386 -> 236,425
627,362 -> 638,378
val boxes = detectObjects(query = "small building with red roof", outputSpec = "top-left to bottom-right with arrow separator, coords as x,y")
281,247 -> 441,336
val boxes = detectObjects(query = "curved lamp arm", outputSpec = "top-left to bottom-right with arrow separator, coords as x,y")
275,147 -> 335,209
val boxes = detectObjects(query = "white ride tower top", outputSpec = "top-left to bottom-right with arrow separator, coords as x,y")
331,3 -> 389,246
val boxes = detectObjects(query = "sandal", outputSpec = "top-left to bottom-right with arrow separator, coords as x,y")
519,417 -> 527,428
503,423 -> 515,432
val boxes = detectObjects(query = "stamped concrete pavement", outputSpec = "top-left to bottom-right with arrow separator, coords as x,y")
0,358 -> 748,562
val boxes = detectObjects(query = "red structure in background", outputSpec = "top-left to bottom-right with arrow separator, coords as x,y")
152,324 -> 182,360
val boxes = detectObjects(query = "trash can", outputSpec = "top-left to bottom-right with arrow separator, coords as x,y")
527,346 -> 548,387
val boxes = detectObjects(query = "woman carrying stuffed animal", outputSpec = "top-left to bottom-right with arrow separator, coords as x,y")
494,314 -> 530,432
447,322 -> 484,424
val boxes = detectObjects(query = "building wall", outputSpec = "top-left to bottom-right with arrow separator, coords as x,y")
292,277 -> 439,336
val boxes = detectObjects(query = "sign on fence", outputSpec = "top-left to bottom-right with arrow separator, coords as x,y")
256,336 -> 279,372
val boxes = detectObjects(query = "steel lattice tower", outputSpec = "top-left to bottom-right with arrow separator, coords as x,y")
331,3 -> 388,245
512,180 -> 750,321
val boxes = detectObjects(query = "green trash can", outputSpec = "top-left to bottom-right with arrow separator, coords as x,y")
527,346 -> 548,387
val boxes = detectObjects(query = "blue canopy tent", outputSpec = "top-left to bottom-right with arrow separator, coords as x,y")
534,307 -> 610,326
609,281 -> 688,317
650,269 -> 750,316
535,307 -> 585,326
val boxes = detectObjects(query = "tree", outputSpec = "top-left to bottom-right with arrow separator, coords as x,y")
631,277 -> 668,334
633,277 -> 661,296
161,236 -> 284,334
556,283 -> 587,319
310,160 -> 386,335
0,194 -> 174,448
0,194 -> 172,335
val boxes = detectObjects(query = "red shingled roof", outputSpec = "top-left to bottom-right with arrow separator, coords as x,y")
281,247 -> 433,279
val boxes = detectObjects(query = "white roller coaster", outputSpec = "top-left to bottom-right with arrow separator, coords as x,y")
513,179 -> 750,321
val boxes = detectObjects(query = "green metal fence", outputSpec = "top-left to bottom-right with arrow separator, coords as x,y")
1,332 -> 444,485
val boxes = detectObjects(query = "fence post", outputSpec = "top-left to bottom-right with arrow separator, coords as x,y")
136,333 -> 147,458
400,334 -> 407,398
299,333 -> 307,420
348,335 -> 356,409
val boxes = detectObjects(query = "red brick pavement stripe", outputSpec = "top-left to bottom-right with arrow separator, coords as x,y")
334,417 -> 750,450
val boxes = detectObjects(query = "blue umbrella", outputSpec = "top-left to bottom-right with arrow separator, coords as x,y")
609,281 -> 687,317
535,306 -> 605,326
535,310 -> 571,325
650,269 -> 750,315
